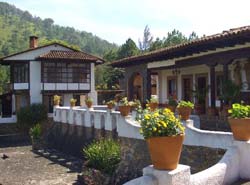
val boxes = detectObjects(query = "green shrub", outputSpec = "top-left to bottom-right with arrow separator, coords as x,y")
17,103 -> 48,132
228,103 -> 250,119
177,100 -> 194,109
83,139 -> 121,174
29,124 -> 42,141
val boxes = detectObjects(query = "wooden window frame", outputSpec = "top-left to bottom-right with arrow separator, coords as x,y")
42,61 -> 90,83
13,63 -> 29,83
167,76 -> 177,98
181,74 -> 193,101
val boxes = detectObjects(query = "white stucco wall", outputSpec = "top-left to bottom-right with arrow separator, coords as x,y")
13,83 -> 29,90
30,61 -> 42,104
156,64 -> 229,104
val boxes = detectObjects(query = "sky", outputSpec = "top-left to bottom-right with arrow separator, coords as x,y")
3,0 -> 250,45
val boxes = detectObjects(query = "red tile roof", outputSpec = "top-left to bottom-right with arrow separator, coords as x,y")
37,50 -> 104,63
111,25 -> 250,67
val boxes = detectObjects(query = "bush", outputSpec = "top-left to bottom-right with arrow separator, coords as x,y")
29,123 -> 42,141
83,139 -> 121,174
17,103 -> 48,132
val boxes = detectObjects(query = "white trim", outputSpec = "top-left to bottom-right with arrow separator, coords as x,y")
14,83 -> 29,90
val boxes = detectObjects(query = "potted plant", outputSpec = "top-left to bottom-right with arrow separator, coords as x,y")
177,100 -> 194,120
192,85 -> 209,115
29,124 -> 42,150
85,97 -> 93,108
228,103 -> 250,141
166,96 -> 178,113
118,97 -> 131,117
53,95 -> 60,106
219,80 -> 240,116
70,98 -> 77,107
106,100 -> 115,110
147,96 -> 159,111
139,108 -> 185,170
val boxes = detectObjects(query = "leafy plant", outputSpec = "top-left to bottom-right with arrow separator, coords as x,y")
106,100 -> 115,106
53,95 -> 60,102
29,123 -> 42,141
192,85 -> 209,104
147,96 -> 158,104
228,103 -> 250,119
139,108 -> 185,139
167,96 -> 178,107
119,97 -> 129,106
219,80 -> 240,104
83,139 -> 121,174
70,98 -> 77,104
177,100 -> 194,109
17,104 -> 48,132
85,97 -> 93,103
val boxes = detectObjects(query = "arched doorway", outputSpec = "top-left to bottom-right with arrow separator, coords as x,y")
128,73 -> 143,101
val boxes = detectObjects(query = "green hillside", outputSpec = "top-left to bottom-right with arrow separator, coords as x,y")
0,2 -> 117,57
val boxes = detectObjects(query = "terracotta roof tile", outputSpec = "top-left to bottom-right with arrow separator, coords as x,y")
111,25 -> 250,67
37,50 -> 104,63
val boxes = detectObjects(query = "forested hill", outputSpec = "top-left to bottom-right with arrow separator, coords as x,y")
0,2 -> 118,57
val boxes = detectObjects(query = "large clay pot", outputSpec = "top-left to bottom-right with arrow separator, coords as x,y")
70,102 -> 76,107
148,103 -> 158,111
107,103 -> 114,110
54,100 -> 60,106
228,118 -> 250,141
177,107 -> 192,120
147,135 -> 184,170
119,105 -> 131,116
86,102 -> 93,108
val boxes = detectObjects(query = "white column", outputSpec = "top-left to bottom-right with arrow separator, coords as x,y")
177,74 -> 182,101
240,62 -> 248,90
208,69 -> 211,107
89,62 -> 97,105
30,61 -> 42,104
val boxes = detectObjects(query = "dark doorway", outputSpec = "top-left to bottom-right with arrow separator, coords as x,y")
1,93 -> 12,117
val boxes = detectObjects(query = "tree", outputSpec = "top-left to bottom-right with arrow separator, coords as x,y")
149,37 -> 163,51
117,38 -> 139,59
139,25 -> 153,52
163,29 -> 188,47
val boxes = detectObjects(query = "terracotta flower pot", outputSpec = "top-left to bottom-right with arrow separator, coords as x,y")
228,118 -> 250,141
147,135 -> 184,170
86,102 -> 92,108
70,102 -> 76,107
54,100 -> 60,106
119,105 -> 131,116
149,103 -> 158,111
177,107 -> 192,120
107,103 -> 114,109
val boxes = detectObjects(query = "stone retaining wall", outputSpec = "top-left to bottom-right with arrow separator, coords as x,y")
46,122 -> 225,177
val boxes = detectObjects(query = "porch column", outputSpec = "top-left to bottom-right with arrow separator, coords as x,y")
146,69 -> 151,101
223,63 -> 229,81
240,62 -> 248,90
208,63 -> 217,109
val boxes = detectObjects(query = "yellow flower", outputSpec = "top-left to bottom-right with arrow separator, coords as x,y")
153,112 -> 159,118
153,127 -> 157,132
144,114 -> 150,120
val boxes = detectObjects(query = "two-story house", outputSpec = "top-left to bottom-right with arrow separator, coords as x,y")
0,36 -> 104,123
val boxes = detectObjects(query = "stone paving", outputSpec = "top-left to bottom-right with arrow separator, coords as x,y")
0,145 -> 83,185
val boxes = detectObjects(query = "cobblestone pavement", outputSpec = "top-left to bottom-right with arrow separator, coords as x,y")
0,145 -> 83,185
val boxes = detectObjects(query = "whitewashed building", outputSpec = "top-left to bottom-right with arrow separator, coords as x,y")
111,26 -> 250,114
0,36 -> 103,122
